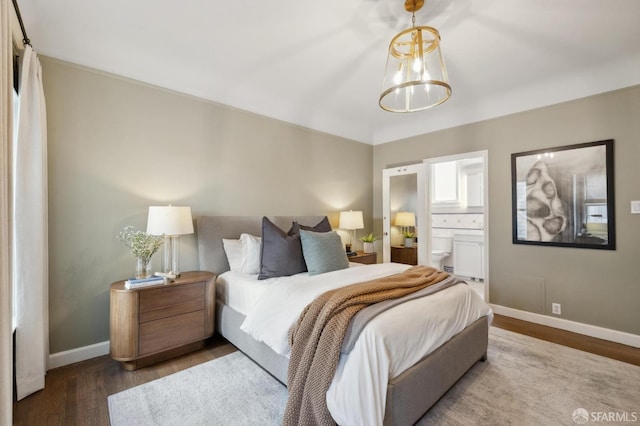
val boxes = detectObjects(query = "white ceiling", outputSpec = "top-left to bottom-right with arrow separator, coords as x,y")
19,0 -> 640,145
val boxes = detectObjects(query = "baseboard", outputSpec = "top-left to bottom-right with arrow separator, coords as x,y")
48,340 -> 110,370
490,304 -> 640,348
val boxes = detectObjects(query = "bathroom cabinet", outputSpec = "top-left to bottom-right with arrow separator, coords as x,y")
453,234 -> 484,280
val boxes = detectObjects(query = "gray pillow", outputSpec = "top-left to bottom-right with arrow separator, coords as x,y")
293,216 -> 332,233
258,217 -> 333,280
258,217 -> 306,280
300,230 -> 349,276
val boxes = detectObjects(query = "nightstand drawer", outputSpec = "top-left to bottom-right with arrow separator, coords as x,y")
139,282 -> 205,323
391,246 -> 417,265
138,310 -> 205,356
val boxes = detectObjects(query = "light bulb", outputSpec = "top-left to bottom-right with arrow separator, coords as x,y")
393,71 -> 403,85
412,58 -> 422,72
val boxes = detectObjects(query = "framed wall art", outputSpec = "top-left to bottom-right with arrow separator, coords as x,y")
511,139 -> 615,250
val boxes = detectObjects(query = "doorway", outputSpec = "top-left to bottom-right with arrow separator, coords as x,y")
425,151 -> 489,300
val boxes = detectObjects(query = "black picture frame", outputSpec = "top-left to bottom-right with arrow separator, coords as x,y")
511,139 -> 615,250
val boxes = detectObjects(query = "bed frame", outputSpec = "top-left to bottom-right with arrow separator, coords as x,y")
197,216 -> 488,426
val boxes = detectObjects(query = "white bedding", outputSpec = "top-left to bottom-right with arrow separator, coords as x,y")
215,271 -> 266,315
215,262 -> 370,316
219,263 -> 493,426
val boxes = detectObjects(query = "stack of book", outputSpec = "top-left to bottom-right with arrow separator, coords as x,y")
124,276 -> 166,289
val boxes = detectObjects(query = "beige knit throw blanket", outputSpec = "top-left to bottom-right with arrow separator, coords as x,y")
283,265 -> 450,426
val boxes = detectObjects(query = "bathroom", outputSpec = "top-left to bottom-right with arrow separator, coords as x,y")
429,153 -> 486,299
382,151 -> 487,299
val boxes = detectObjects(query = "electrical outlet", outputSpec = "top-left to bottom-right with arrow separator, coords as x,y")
552,303 -> 562,315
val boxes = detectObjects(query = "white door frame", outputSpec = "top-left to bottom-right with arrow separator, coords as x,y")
382,163 -> 427,265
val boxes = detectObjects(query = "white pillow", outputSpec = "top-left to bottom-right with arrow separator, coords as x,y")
222,238 -> 242,272
240,233 -> 262,274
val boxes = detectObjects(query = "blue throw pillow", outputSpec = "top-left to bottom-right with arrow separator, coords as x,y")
299,230 -> 349,276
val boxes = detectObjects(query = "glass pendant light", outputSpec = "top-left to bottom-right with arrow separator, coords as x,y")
379,0 -> 451,112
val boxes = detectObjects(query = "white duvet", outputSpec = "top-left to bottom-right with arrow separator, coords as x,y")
224,263 -> 492,426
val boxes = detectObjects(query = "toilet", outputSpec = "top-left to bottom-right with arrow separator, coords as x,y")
431,235 -> 453,271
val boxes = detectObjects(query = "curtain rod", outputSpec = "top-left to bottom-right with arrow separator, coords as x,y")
11,0 -> 31,47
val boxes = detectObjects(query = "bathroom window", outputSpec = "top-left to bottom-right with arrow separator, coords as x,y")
432,161 -> 459,204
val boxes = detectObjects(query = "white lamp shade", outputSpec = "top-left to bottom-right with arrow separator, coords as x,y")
394,211 -> 416,227
147,206 -> 194,236
339,210 -> 364,230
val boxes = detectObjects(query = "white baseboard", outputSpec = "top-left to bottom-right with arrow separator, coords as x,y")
490,304 -> 640,348
48,340 -> 110,370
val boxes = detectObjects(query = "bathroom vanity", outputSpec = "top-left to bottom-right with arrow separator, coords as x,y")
453,233 -> 484,281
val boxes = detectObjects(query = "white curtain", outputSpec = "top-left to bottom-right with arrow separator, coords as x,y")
14,45 -> 49,401
1,0 -> 15,421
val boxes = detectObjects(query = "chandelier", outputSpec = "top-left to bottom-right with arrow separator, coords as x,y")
379,0 -> 451,113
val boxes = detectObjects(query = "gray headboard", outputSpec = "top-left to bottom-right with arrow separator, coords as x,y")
196,216 -> 326,274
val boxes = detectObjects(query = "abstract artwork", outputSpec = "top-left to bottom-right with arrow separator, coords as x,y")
511,140 -> 615,250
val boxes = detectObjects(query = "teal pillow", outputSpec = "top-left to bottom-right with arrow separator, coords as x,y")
299,230 -> 349,276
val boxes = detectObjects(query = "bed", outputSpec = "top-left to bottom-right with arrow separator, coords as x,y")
197,215 -> 492,425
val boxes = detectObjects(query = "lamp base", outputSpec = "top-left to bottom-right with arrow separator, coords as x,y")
162,235 -> 183,277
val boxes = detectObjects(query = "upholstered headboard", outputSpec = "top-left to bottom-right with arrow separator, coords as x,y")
196,216 -> 326,274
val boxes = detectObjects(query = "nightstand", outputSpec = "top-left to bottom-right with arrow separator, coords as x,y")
110,271 -> 215,370
391,245 -> 417,265
348,251 -> 377,265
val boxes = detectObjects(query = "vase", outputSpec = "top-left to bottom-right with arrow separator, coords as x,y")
363,242 -> 374,253
135,257 -> 151,279
404,238 -> 414,248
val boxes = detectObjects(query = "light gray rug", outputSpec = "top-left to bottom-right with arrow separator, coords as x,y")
108,352 -> 288,425
419,327 -> 640,425
108,328 -> 640,425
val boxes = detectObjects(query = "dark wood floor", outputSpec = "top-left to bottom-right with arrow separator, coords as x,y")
491,314 -> 640,366
13,317 -> 640,425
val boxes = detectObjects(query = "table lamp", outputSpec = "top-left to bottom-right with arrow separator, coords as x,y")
339,210 -> 364,254
147,205 -> 194,277
394,211 -> 416,231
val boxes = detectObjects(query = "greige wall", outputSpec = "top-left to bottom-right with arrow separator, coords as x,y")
374,86 -> 640,335
42,57 -> 373,354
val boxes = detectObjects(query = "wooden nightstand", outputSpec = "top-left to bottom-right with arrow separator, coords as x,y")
391,245 -> 417,265
110,271 -> 215,370
348,251 -> 377,265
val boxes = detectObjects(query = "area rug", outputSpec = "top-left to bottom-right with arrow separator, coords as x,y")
108,352 -> 287,425
108,327 -> 640,425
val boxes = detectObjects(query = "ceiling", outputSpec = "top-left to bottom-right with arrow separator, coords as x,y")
18,0 -> 640,145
